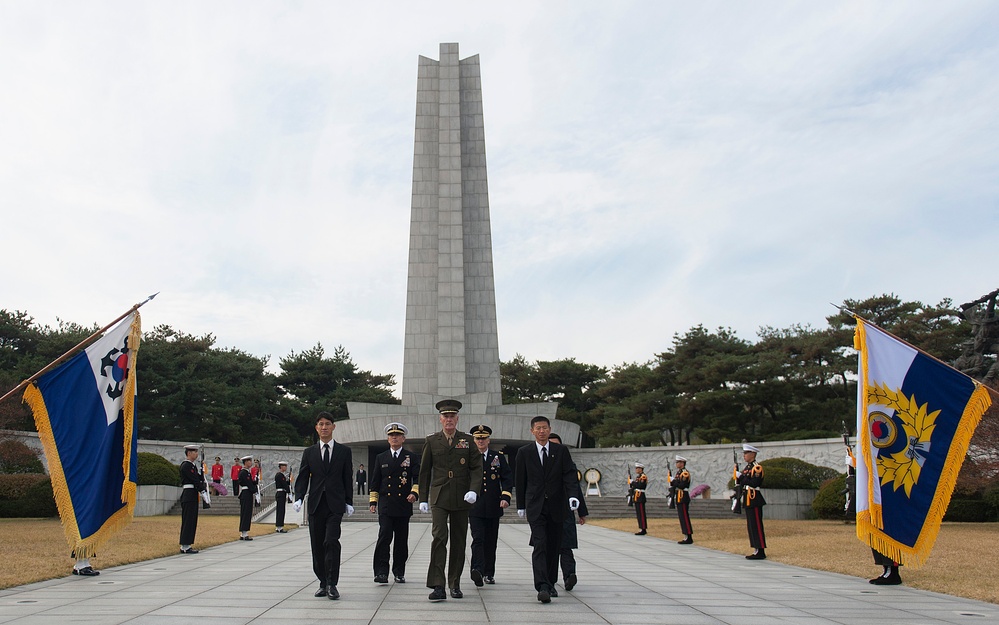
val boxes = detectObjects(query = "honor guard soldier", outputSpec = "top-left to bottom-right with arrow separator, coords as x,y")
671,455 -> 693,544
179,444 -> 207,554
419,399 -> 483,601
631,462 -> 649,535
275,462 -> 291,533
737,444 -> 767,559
468,424 -> 513,587
369,422 -> 420,584
237,455 -> 257,541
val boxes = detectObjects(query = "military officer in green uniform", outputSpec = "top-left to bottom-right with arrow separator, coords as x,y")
419,399 -> 483,601
369,422 -> 420,584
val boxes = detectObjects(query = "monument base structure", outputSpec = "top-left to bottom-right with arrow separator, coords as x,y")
336,43 -> 579,459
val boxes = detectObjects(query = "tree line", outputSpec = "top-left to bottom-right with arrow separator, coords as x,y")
2,292 -> 995,450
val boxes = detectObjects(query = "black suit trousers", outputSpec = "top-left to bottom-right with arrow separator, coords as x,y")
528,509 -> 563,591
309,495 -> 344,587
373,514 -> 410,578
469,516 -> 500,577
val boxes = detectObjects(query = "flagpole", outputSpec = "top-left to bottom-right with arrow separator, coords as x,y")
832,303 -> 993,390
0,292 -> 159,404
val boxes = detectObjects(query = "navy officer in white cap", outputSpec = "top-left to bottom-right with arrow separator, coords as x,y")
369,422 -> 420,584
736,444 -> 767,559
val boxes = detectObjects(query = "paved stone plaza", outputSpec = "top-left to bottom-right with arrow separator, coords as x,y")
1,523 -> 994,624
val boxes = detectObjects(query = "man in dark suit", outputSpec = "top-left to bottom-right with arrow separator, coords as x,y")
548,433 -> 587,592
515,416 -> 580,603
418,399 -> 483,601
356,464 -> 367,495
294,411 -> 354,600
274,461 -> 291,533
368,422 -> 420,584
468,424 -> 512,587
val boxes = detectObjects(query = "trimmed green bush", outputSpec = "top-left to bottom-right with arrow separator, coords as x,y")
983,484 -> 999,522
944,498 -> 989,522
812,475 -> 849,519
0,439 -> 44,474
0,473 -> 48,500
0,477 -> 58,518
760,457 -> 840,489
136,452 -> 180,486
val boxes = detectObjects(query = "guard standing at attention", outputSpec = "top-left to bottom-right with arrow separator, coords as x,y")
179,444 -> 206,554
468,424 -> 512,587
631,462 -> 649,535
671,455 -> 693,544
274,461 -> 291,533
237,455 -> 257,540
737,444 -> 767,559
369,422 -> 420,584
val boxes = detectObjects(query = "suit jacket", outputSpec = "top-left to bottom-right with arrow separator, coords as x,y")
295,440 -> 353,515
515,441 -> 578,524
369,448 -> 420,517
418,430 -> 483,511
470,450 -> 512,519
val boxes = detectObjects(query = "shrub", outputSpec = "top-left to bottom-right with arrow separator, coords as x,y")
0,439 -> 44,474
944,499 -> 989,522
812,475 -> 849,520
983,484 -> 999,522
0,473 -> 48,500
137,452 -> 180,486
0,477 -> 58,518
760,457 -> 840,489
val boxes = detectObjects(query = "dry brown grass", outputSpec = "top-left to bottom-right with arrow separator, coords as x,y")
0,516 -> 293,590
590,517 -> 999,604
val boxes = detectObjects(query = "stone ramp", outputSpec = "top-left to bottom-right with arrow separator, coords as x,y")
0,523 -> 993,624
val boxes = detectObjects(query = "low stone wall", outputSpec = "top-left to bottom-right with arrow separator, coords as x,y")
763,488 -> 817,520
136,485 -> 182,517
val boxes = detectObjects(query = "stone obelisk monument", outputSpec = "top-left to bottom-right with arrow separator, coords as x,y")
338,43 -> 578,456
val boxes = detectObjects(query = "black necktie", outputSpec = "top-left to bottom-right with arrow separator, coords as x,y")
323,444 -> 330,466
542,446 -> 548,467
393,451 -> 398,460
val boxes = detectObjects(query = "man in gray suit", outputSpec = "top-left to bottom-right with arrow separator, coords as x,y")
294,411 -> 354,600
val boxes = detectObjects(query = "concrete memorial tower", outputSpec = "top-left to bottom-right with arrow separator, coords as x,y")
337,43 -> 578,453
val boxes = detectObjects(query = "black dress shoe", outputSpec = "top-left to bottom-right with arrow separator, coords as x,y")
73,567 -> 100,576
483,576 -> 495,585
564,573 -> 576,591
275,529 -> 287,533
374,574 -> 389,584
314,586 -> 328,597
549,587 -> 558,597
327,586 -> 339,600
537,588 -> 551,603
635,530 -> 647,535
470,569 -> 484,587
873,569 -> 902,585
394,575 -> 406,583
678,537 -> 693,544
746,551 -> 766,560
428,586 -> 446,601
450,587 -> 463,598
180,548 -> 199,554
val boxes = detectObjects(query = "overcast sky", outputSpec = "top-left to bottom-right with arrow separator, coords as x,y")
2,2 -> 997,394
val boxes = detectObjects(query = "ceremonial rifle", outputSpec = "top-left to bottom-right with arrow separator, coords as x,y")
626,465 -> 634,507
198,444 -> 211,509
731,449 -> 743,513
666,460 -> 676,509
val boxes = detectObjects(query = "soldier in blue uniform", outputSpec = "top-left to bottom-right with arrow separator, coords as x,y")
368,422 -> 420,584
274,461 -> 291,533
237,455 -> 257,541
468,424 -> 513,587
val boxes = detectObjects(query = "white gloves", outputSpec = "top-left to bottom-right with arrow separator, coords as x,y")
517,509 -> 526,518
419,502 -> 429,513
345,504 -> 354,517
200,491 -> 211,506
254,493 -> 261,505
569,497 -> 580,511
463,491 -> 478,504
293,500 -> 303,512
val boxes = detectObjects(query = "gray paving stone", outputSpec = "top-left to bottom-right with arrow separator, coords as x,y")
0,524 -> 995,624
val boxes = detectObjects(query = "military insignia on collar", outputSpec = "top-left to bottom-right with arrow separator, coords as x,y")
455,439 -> 469,449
